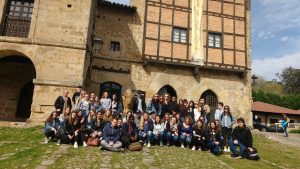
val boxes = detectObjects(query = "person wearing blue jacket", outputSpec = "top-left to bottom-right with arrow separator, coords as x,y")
281,115 -> 289,137
146,94 -> 162,117
220,105 -> 235,152
100,117 -> 123,152
44,111 -> 61,144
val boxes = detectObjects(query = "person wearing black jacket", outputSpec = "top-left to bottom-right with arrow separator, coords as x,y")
207,121 -> 222,155
121,115 -> 139,148
72,87 -> 81,104
92,111 -> 106,139
63,111 -> 80,148
54,90 -> 72,115
229,118 -> 253,158
192,120 -> 207,151
168,96 -> 179,116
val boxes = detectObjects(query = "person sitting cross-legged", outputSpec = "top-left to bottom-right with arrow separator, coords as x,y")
229,117 -> 253,158
100,117 -> 124,152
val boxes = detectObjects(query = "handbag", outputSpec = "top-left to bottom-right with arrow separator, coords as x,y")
128,142 -> 142,151
87,137 -> 99,147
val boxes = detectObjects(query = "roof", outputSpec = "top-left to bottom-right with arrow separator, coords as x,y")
98,0 -> 137,13
252,101 -> 300,115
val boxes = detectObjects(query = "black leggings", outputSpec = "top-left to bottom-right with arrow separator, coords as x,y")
44,130 -> 56,138
192,136 -> 206,150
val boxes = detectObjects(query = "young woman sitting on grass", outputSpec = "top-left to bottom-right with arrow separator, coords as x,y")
64,110 -> 85,148
207,121 -> 222,155
153,115 -> 165,146
192,120 -> 207,151
92,111 -> 105,139
138,112 -> 154,147
180,117 -> 193,148
44,111 -> 60,144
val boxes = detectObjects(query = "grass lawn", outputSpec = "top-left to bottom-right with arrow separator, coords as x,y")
0,126 -> 300,169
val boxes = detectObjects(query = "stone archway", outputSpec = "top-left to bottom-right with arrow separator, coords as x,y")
200,89 -> 218,115
0,55 -> 36,121
158,85 -> 177,98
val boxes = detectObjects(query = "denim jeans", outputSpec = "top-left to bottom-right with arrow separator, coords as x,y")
100,140 -> 122,152
154,131 -> 164,145
165,132 -> 172,145
207,141 -> 220,155
229,138 -> 247,156
284,127 -> 288,137
180,134 -> 192,146
222,127 -> 232,147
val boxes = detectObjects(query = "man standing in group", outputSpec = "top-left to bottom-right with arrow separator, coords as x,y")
199,98 -> 210,124
54,90 -> 72,115
214,102 -> 224,121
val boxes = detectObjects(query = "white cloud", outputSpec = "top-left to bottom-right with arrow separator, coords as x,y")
257,31 -> 274,39
280,36 -> 294,42
252,52 -> 300,80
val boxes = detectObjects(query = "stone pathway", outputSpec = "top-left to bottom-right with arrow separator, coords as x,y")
260,132 -> 300,148
35,144 -> 70,169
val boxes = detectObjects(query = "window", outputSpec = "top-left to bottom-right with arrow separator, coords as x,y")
200,90 -> 218,113
173,27 -> 188,43
1,0 -> 34,37
100,82 -> 122,99
208,33 -> 222,48
110,41 -> 120,51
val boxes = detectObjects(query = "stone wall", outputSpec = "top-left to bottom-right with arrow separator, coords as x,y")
91,62 -> 252,125
0,0 -> 95,124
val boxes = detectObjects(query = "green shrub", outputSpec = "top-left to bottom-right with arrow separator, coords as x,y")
289,129 -> 300,133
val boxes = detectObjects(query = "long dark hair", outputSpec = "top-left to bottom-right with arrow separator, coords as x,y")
209,121 -> 220,133
45,111 -> 58,124
68,110 -> 78,126
223,105 -> 232,116
196,120 -> 206,132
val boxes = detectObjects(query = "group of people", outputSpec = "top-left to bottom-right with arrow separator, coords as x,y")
44,88 -> 255,158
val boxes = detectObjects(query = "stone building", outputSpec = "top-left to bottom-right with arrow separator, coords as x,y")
0,0 -> 96,124
91,0 -> 252,124
0,0 -> 252,125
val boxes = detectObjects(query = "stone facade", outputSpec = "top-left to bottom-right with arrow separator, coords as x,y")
0,0 -> 96,124
0,0 -> 252,125
91,0 -> 252,125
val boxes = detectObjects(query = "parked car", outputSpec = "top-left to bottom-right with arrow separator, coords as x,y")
253,123 -> 268,132
267,125 -> 284,133
253,123 -> 284,133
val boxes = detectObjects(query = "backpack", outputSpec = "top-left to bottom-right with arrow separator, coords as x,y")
244,148 -> 260,161
128,142 -> 143,151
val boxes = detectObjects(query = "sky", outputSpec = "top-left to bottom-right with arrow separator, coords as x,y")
110,0 -> 300,81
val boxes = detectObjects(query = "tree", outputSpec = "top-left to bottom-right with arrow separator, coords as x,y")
276,67 -> 300,94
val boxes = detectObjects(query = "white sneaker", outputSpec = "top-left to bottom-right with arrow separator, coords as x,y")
56,139 -> 60,145
224,147 -> 229,152
74,142 -> 78,148
44,137 -> 49,144
144,142 -> 147,146
83,141 -> 87,147
192,146 -> 196,151
147,143 -> 151,148
181,144 -> 185,148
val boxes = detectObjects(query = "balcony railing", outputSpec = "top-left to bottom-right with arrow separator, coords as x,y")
1,15 -> 31,38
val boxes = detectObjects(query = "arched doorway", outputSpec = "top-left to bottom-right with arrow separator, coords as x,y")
99,81 -> 122,99
200,90 -> 218,113
158,85 -> 177,98
0,55 -> 36,121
